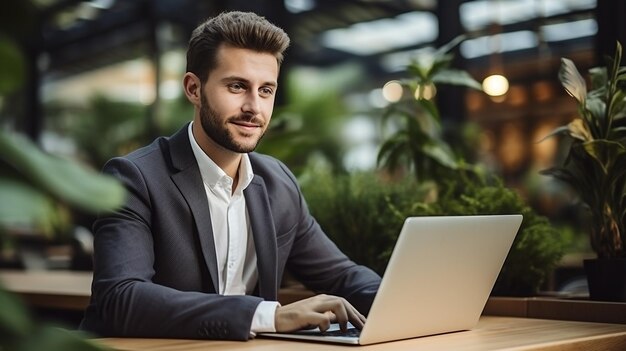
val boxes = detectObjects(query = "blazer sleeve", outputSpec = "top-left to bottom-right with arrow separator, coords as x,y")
81,156 -> 263,340
273,161 -> 382,315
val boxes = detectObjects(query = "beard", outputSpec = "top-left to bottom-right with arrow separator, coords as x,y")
199,92 -> 266,153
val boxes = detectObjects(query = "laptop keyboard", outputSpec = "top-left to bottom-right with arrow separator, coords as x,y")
319,328 -> 361,337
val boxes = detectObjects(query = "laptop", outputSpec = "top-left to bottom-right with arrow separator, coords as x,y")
259,214 -> 523,345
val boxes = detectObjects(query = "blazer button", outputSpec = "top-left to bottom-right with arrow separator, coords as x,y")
197,327 -> 210,338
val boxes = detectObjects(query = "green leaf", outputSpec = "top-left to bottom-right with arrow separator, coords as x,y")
0,288 -> 32,339
417,99 -> 440,123
535,125 -> 570,143
377,136 -> 409,172
539,167 -> 581,190
0,36 -> 26,95
432,69 -> 483,90
559,57 -> 587,104
422,142 -> 459,169
0,131 -> 125,213
589,67 -> 608,91
0,178 -> 65,236
434,35 -> 466,57
581,139 -> 626,174
427,54 -> 454,78
584,97 -> 606,137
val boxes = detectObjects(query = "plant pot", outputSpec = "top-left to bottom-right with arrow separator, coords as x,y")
583,258 -> 626,302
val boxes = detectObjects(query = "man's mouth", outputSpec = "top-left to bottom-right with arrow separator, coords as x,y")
230,120 -> 262,132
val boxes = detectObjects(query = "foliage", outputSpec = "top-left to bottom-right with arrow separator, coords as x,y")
0,132 -> 125,221
258,65 -> 360,176
0,287 -> 107,351
432,175 -> 568,295
0,130 -> 125,238
301,171 -> 437,274
302,170 -> 567,295
0,35 -> 25,95
305,36 -> 568,296
45,95 -> 151,169
541,41 -> 626,259
1,5 -> 123,344
377,36 -> 482,182
0,130 -> 123,350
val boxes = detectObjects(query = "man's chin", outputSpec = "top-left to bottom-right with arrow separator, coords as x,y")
226,140 -> 260,153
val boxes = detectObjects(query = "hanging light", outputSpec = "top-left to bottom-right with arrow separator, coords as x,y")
482,74 -> 509,97
382,80 -> 403,102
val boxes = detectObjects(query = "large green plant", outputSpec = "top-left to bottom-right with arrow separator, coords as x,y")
377,36 -> 482,182
302,171 -> 567,295
0,2 -> 120,348
310,38 -> 566,295
0,130 -> 123,351
433,176 -> 567,295
541,41 -> 626,259
301,171 -> 436,274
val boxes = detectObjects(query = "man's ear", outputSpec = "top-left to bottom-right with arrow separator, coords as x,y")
183,72 -> 201,106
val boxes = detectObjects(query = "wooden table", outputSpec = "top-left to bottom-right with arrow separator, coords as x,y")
96,316 -> 626,351
2,270 -> 626,350
0,269 -> 92,310
3,269 -> 626,325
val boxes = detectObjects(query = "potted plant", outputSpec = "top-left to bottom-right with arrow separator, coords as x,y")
301,37 -> 568,296
302,171 -> 567,296
541,41 -> 626,301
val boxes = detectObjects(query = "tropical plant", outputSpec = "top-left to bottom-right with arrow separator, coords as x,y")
1,3 -> 124,345
0,131 -> 125,235
540,41 -> 626,259
377,36 -> 483,182
352,36 -> 567,295
0,130 -> 124,351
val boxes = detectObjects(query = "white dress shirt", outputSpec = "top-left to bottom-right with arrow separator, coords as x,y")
188,123 -> 278,334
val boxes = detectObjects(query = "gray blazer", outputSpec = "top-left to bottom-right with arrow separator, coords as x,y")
80,124 -> 381,340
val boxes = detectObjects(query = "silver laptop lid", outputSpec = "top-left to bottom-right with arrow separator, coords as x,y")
358,214 -> 522,345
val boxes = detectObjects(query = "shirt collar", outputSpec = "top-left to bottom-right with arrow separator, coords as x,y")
187,122 -> 254,193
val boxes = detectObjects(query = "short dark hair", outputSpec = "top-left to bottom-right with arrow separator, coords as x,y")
186,11 -> 290,83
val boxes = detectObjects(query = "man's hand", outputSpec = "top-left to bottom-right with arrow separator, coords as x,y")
274,294 -> 366,333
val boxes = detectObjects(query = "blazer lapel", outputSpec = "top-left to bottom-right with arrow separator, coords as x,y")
168,124 -> 220,292
245,176 -> 278,300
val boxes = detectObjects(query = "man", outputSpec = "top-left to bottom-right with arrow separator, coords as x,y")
80,11 -> 381,341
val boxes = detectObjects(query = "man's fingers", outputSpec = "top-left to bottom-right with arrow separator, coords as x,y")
316,296 -> 365,329
347,304 -> 366,330
311,296 -> 365,332
314,296 -> 349,325
275,294 -> 367,333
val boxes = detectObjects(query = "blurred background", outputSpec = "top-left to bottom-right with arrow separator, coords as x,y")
0,0 -> 625,315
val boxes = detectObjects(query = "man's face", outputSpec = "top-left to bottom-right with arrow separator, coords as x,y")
198,45 -> 279,153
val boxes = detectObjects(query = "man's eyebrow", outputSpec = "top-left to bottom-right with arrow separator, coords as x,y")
221,76 -> 277,87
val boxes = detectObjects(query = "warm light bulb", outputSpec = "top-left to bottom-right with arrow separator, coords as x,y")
382,80 -> 403,102
482,74 -> 509,97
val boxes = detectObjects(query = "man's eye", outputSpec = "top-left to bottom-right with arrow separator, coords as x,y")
229,83 -> 245,91
260,87 -> 274,97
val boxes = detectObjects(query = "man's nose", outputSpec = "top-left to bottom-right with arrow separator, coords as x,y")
242,92 -> 260,115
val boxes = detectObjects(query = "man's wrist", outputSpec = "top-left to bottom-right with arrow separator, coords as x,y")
250,300 -> 281,336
